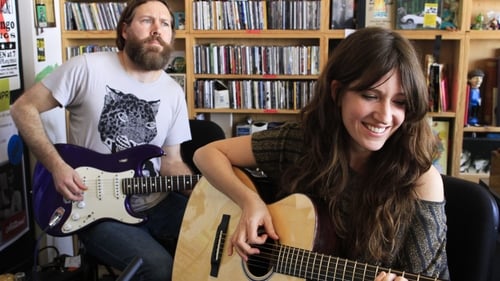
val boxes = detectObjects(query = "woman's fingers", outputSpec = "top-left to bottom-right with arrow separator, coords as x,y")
375,271 -> 408,281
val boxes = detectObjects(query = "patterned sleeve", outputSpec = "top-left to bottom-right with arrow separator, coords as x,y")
395,200 -> 450,280
251,122 -> 303,181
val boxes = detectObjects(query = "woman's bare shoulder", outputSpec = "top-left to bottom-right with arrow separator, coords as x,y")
414,166 -> 445,202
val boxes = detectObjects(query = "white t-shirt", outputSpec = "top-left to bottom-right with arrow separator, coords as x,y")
42,52 -> 191,210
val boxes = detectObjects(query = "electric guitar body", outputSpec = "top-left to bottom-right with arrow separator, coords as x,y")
32,143 -> 200,236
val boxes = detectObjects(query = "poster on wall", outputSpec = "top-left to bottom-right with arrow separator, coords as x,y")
0,0 -> 21,91
0,86 -> 28,252
0,0 -> 28,252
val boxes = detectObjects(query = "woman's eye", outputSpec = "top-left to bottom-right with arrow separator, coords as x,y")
394,100 -> 407,107
361,93 -> 377,100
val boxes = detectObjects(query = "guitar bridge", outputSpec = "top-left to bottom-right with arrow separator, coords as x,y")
210,214 -> 230,277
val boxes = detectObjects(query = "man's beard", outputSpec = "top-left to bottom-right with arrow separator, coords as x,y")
124,34 -> 174,71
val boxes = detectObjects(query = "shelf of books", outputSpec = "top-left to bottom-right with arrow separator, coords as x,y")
59,0 -> 187,60
188,0 -> 327,138
57,0 -> 500,178
187,0 -> 465,177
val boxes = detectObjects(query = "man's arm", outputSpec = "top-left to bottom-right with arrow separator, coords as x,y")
10,82 -> 86,201
10,82 -> 62,170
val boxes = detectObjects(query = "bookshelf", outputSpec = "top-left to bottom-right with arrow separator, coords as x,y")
58,0 -> 500,180
458,0 -> 500,183
58,1 -> 187,60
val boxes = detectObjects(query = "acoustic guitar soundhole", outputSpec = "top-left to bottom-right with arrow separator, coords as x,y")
245,238 -> 277,279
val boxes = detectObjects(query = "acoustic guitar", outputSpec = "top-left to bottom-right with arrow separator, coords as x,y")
173,168 -> 444,281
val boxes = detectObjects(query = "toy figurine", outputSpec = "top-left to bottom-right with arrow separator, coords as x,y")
488,17 -> 499,30
468,69 -> 485,126
440,0 -> 458,30
472,13 -> 485,30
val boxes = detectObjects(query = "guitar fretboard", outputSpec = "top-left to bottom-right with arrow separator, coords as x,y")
252,243 -> 442,281
121,175 -> 201,194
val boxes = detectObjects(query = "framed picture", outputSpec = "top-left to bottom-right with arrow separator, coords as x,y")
34,0 -> 56,28
170,73 -> 186,94
396,0 -> 443,29
330,0 -> 355,29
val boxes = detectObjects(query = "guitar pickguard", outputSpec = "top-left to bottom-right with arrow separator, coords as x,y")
60,167 -> 139,234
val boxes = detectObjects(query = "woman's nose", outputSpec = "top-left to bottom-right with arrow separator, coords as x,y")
375,102 -> 392,124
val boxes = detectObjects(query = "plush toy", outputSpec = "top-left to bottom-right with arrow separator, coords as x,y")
473,159 -> 490,173
460,149 -> 472,173
488,18 -> 499,30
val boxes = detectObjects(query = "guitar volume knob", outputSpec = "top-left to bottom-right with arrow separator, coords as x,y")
77,201 -> 86,208
62,223 -> 73,232
71,213 -> 81,221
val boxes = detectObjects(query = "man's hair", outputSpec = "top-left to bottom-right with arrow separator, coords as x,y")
115,0 -> 175,51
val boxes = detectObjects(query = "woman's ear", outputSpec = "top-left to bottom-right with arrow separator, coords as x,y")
330,80 -> 341,103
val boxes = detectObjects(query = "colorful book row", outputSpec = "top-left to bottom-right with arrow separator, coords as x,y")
64,2 -> 127,31
192,0 -> 320,30
193,44 -> 320,75
194,79 -> 316,110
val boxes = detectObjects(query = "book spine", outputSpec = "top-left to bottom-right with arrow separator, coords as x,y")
496,56 -> 500,125
483,58 -> 497,125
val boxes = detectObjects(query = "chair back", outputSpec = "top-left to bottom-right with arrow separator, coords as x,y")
181,119 -> 225,173
443,175 -> 500,281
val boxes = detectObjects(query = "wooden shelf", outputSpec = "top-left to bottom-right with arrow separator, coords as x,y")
57,0 -> 500,178
464,126 -> 500,133
193,108 -> 300,115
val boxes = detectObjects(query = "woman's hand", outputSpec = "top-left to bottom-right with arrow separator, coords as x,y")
229,198 -> 279,261
375,271 -> 408,281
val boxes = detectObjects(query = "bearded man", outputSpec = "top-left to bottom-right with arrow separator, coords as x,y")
10,1 -> 192,280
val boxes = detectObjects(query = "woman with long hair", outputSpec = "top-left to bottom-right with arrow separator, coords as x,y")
194,27 -> 449,280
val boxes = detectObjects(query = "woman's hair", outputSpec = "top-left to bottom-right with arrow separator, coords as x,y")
282,27 -> 437,264
116,0 -> 175,51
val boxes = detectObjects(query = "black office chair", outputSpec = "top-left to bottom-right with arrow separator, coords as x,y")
443,175 -> 500,281
181,119 -> 226,173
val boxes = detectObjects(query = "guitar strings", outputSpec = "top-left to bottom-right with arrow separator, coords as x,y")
219,233 -> 440,281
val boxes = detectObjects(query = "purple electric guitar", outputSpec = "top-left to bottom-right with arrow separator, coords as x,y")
32,143 -> 201,236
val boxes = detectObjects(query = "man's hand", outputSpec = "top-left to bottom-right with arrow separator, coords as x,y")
52,162 -> 87,201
